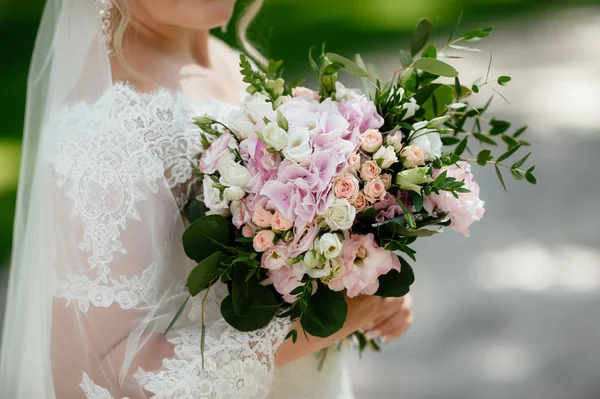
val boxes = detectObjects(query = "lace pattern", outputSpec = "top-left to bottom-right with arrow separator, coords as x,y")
80,373 -> 129,399
134,287 -> 289,399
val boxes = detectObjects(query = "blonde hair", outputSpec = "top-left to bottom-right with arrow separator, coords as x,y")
110,0 -> 265,65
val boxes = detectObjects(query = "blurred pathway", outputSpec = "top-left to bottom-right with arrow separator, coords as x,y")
349,7 -> 600,399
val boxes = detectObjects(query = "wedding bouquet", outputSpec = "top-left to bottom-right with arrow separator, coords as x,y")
167,18 -> 537,351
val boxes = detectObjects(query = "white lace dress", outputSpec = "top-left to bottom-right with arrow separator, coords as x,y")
46,82 -> 354,399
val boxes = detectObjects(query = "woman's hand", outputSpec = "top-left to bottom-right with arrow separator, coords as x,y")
275,293 -> 413,367
360,294 -> 413,343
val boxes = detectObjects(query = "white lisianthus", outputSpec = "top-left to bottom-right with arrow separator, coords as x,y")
410,121 -> 442,161
227,109 -> 255,140
242,92 -> 273,123
386,132 -> 403,153
321,258 -> 344,285
427,115 -> 451,128
223,186 -> 246,201
304,250 -> 331,279
219,160 -> 251,188
401,97 -> 419,120
373,146 -> 398,169
324,199 -> 356,231
260,122 -> 289,151
316,233 -> 342,259
202,175 -> 229,216
282,126 -> 312,163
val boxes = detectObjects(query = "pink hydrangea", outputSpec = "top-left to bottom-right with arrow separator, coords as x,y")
423,162 -> 485,237
328,233 -> 400,297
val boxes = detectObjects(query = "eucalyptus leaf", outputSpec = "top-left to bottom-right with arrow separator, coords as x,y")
477,149 -> 492,166
325,53 -> 370,77
413,58 -> 459,78
495,165 -> 507,192
454,137 -> 469,156
399,50 -> 413,68
422,44 -> 437,59
187,252 -> 222,296
301,289 -> 348,338
496,143 -> 523,163
512,152 -> 532,169
182,215 -> 230,262
221,284 -> 279,332
375,260 -> 415,297
411,18 -> 433,56
473,133 -> 497,146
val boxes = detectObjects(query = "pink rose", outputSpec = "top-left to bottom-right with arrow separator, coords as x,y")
292,86 -> 320,101
381,173 -> 392,190
271,211 -> 293,231
401,145 -> 425,169
261,244 -> 289,270
346,152 -> 361,173
333,175 -> 360,203
423,162 -> 485,237
364,178 -> 387,202
253,230 -> 276,252
352,192 -> 368,213
360,129 -> 383,153
242,225 -> 256,238
252,207 -> 273,228
268,264 -> 305,303
360,161 -> 381,181
329,233 -> 400,297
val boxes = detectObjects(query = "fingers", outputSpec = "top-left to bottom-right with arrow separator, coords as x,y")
362,295 -> 413,342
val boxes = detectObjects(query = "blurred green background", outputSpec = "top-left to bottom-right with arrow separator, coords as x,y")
0,0 -> 596,262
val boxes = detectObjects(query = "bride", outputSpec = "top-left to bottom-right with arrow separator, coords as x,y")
0,0 -> 413,397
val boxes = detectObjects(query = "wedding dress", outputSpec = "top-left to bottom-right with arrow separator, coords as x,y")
0,1 -> 355,398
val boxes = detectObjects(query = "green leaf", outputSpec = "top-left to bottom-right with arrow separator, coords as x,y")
454,137 -> 469,156
501,135 -> 519,148
422,44 -> 437,59
448,11 -> 464,43
183,199 -> 208,224
308,46 -> 319,74
325,53 -> 370,77
164,295 -> 190,335
323,62 -> 343,76
477,149 -> 492,166
398,50 -> 413,68
471,84 -> 480,93
358,207 -> 377,224
513,126 -> 528,138
496,143 -> 523,163
375,260 -> 415,297
411,18 -> 433,56
462,29 -> 481,40
383,220 -> 439,237
420,84 -> 455,119
412,194 -> 424,212
490,119 -> 511,135
413,58 -> 459,78
301,289 -> 348,338
512,152 -> 532,169
495,165 -> 507,192
285,329 -> 298,344
182,215 -> 230,262
473,133 -> 497,145
525,172 -> 538,185
498,76 -> 512,86
232,273 -> 251,317
221,284 -> 279,332
187,252 -> 222,296
441,136 -> 461,145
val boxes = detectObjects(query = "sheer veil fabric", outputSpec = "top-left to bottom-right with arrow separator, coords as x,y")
0,1 -> 291,397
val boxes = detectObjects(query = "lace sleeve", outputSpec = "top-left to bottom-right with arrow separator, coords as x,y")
48,85 -> 288,399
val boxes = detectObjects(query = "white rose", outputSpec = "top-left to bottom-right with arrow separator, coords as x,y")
242,92 -> 273,123
282,126 -> 312,163
400,145 -> 425,168
260,122 -> 289,151
227,109 -> 255,140
401,97 -> 420,120
303,250 -> 331,279
223,186 -> 246,201
324,199 -> 356,231
219,160 -> 251,188
409,123 -> 442,161
386,132 -> 403,153
316,233 -> 342,259
373,146 -> 398,169
202,175 -> 229,216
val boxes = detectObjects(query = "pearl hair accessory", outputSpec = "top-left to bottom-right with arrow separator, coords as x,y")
94,0 -> 114,56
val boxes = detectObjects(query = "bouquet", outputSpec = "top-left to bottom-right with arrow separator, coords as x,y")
167,18 -> 537,353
